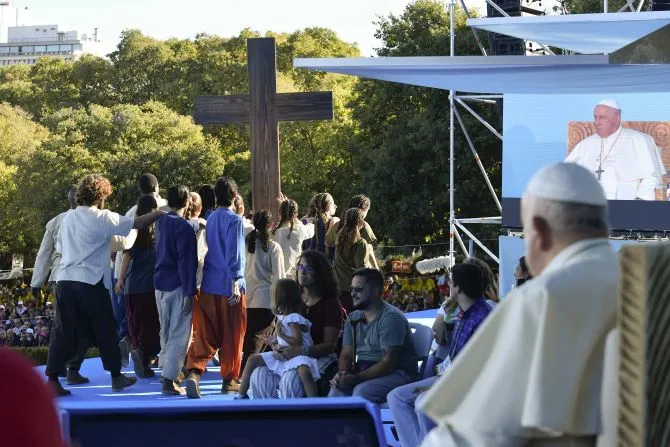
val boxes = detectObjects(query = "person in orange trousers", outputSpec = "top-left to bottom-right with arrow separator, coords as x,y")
184,177 -> 247,398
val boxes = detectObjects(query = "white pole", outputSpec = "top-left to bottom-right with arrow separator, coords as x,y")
604,0 -> 608,12
449,0 -> 455,267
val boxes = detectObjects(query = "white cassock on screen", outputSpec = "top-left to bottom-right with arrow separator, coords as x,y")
566,126 -> 665,200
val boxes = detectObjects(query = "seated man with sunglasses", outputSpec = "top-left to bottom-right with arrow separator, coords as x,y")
328,268 -> 417,403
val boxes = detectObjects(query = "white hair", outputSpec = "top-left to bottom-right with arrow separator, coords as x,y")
530,196 -> 608,235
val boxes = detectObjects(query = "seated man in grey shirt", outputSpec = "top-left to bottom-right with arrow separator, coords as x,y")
329,268 -> 417,403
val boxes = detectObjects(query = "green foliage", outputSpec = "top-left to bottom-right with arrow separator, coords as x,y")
0,104 -> 49,254
554,0 -> 630,14
350,0 -> 500,257
18,102 -> 225,228
0,4 -> 511,261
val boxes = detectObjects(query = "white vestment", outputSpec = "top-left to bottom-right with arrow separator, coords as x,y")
419,239 -> 618,447
566,127 -> 664,200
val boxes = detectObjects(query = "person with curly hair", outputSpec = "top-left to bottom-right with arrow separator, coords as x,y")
45,174 -> 164,397
30,188 -> 91,385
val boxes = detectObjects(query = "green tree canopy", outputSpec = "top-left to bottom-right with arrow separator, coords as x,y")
16,102 -> 225,246
350,0 -> 500,255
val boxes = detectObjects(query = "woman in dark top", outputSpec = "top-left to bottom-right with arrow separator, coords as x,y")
249,250 -> 346,398
115,196 -> 161,378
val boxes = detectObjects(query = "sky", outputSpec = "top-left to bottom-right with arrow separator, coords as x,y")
8,0 -> 473,57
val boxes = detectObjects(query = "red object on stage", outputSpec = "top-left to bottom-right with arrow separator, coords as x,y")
0,348 -> 64,446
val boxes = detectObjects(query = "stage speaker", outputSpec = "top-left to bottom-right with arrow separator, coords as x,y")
650,0 -> 670,10
60,397 -> 386,447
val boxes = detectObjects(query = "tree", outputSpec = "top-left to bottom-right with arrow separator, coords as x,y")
16,102 -> 225,242
554,0 -> 629,14
350,0 -> 501,258
0,104 -> 49,255
106,28 -> 362,207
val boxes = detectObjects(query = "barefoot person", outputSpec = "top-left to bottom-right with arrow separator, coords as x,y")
45,174 -> 163,396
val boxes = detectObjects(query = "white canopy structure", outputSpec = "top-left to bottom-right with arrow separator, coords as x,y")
294,55 -> 670,94
293,8 -> 670,265
467,11 -> 670,54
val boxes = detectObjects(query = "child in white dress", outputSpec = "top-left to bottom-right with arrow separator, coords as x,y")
237,279 -> 320,398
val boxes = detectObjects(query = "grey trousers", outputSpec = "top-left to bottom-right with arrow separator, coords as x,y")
155,288 -> 192,381
328,369 -> 412,404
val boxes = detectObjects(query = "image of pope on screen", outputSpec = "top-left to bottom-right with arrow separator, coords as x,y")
565,99 -> 666,201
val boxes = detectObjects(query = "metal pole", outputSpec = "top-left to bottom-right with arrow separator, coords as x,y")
455,97 -> 503,140
455,220 -> 500,263
604,0 -> 608,12
454,106 -> 502,212
449,0 -> 455,268
454,227 -> 469,256
468,239 -> 475,257
457,0 -> 488,56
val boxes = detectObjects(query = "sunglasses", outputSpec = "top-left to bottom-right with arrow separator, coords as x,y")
297,264 -> 314,273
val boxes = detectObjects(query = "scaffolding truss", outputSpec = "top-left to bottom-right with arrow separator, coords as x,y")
443,0 -> 648,266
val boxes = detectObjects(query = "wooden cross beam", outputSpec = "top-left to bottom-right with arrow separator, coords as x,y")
194,37 -> 334,218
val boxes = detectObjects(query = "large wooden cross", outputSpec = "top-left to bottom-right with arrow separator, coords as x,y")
194,37 -> 333,218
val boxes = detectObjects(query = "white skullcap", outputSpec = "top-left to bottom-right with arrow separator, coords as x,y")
524,162 -> 607,206
596,99 -> 620,110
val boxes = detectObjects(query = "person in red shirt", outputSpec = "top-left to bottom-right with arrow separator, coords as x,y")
0,348 -> 64,446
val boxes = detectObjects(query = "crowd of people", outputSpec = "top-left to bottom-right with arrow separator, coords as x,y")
8,160 -> 624,447
31,172 -> 402,398
0,283 -> 55,347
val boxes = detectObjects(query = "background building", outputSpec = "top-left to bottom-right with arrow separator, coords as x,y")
0,1 -> 103,66
0,24 -> 104,66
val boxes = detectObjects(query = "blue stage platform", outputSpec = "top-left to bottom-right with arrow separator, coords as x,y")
37,311 -> 437,446
38,358 -> 393,446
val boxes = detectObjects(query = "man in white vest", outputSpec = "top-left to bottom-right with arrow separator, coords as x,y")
419,163 -> 618,446
565,99 -> 665,200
